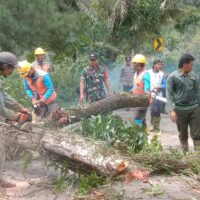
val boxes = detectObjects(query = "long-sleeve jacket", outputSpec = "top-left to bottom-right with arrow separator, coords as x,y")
23,70 -> 54,101
0,79 -> 24,120
166,70 -> 200,111
132,70 -> 150,94
143,72 -> 151,93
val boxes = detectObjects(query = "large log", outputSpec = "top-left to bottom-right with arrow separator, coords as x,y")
1,94 -> 148,176
55,93 -> 149,125
2,122 -> 130,176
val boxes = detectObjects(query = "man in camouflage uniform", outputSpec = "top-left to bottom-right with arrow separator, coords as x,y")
120,56 -> 135,92
79,53 -> 111,103
0,52 -> 29,188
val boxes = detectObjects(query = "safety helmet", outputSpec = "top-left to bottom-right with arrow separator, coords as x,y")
131,54 -> 146,64
34,47 -> 45,55
0,52 -> 18,67
17,60 -> 32,78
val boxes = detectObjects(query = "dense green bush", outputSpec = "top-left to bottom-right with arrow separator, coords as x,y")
51,54 -> 88,107
3,72 -> 31,108
81,114 -> 148,153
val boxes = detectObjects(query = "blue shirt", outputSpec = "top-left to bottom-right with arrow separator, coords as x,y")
161,76 -> 166,89
23,70 -> 54,100
142,72 -> 150,93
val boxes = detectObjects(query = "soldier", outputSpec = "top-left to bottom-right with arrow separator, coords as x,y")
120,56 -> 135,92
79,53 -> 111,103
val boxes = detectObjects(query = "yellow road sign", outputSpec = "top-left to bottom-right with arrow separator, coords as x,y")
153,37 -> 164,51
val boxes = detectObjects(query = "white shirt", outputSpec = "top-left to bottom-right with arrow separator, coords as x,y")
148,69 -> 164,90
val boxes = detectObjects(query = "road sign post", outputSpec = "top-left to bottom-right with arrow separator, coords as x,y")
153,37 -> 164,52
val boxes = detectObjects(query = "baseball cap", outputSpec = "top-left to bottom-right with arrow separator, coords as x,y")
153,59 -> 163,65
0,52 -> 18,67
125,56 -> 131,61
89,53 -> 97,60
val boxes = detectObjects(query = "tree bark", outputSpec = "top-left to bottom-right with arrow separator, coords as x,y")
56,93 -> 149,125
1,94 -> 149,177
2,122 -> 130,177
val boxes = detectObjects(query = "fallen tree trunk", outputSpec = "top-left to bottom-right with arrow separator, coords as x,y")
55,93 -> 149,125
2,122 -> 130,176
2,121 -> 199,177
2,94 -> 148,176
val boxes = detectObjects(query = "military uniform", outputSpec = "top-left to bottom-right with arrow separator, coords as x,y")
81,65 -> 107,102
120,64 -> 135,92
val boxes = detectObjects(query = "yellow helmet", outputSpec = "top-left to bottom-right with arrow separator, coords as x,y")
34,47 -> 45,55
17,60 -> 31,78
131,54 -> 146,64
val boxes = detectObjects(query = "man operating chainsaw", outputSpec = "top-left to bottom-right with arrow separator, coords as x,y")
0,52 -> 30,188
17,60 -> 57,118
148,59 -> 166,133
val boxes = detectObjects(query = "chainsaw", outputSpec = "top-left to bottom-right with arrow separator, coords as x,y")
151,90 -> 167,103
5,103 -> 48,129
32,103 -> 48,118
5,112 -> 32,129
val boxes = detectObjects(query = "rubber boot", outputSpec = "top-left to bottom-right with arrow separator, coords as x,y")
193,139 -> 200,151
180,140 -> 189,153
149,115 -> 155,132
154,116 -> 161,132
0,176 -> 16,188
